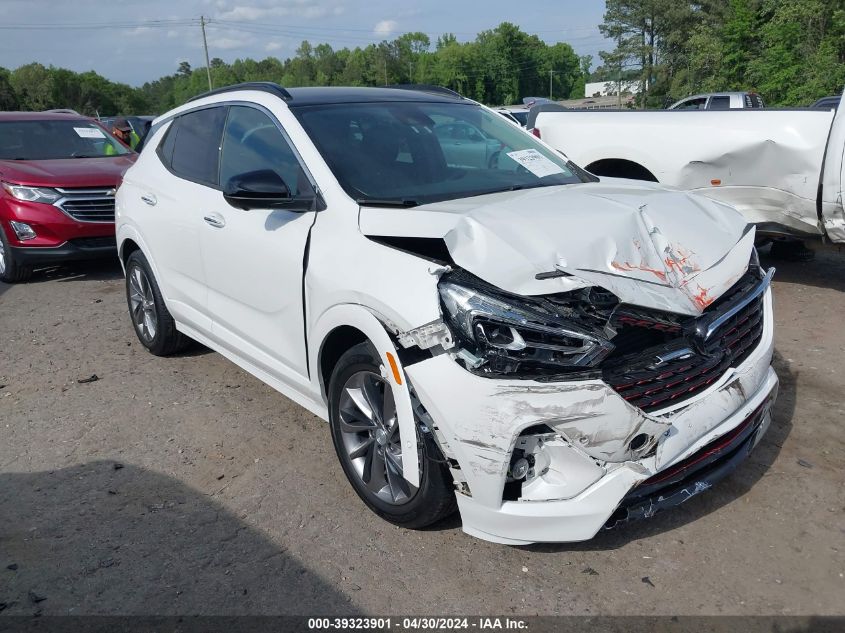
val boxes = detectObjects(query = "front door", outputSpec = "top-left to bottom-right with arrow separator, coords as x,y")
200,104 -> 316,387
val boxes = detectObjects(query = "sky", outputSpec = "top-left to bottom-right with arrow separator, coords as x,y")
0,0 -> 610,86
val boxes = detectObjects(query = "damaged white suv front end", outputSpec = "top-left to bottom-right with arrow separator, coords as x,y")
370,185 -> 776,545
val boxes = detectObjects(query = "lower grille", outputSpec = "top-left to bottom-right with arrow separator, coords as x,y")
68,236 -> 117,250
604,269 -> 768,413
55,187 -> 116,223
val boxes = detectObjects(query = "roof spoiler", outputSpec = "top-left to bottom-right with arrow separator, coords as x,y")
188,81 -> 293,103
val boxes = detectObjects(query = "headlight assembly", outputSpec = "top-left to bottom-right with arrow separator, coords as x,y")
2,183 -> 61,204
438,278 -> 615,376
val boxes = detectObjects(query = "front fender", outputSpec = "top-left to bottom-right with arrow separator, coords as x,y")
310,304 -> 421,487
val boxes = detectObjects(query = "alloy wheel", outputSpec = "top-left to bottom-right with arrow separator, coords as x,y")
0,237 -> 6,276
128,265 -> 158,342
337,370 -> 415,505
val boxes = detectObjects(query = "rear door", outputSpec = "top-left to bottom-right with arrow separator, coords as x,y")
200,104 -> 317,387
820,93 -> 845,243
133,106 -> 227,330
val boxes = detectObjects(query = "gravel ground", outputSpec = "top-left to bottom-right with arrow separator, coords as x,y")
0,247 -> 843,617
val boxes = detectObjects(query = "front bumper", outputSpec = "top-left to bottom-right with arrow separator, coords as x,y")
406,289 -> 776,544
10,237 -> 117,266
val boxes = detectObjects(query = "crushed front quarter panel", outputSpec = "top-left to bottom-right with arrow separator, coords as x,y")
405,286 -> 775,544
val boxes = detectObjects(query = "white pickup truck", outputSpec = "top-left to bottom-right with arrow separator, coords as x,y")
528,96 -> 845,244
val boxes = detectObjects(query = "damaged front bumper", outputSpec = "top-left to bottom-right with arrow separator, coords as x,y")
405,289 -> 776,545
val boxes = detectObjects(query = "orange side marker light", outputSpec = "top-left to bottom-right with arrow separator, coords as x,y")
386,352 -> 402,385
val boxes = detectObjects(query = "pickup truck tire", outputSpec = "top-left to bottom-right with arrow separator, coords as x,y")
125,250 -> 191,356
0,228 -> 33,283
328,342 -> 457,529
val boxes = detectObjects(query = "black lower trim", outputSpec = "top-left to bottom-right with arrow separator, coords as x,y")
605,394 -> 773,529
10,237 -> 117,266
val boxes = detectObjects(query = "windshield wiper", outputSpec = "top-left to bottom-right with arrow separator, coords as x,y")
356,198 -> 421,208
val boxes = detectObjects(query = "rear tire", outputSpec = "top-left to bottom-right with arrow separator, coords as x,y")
125,250 -> 190,356
0,227 -> 33,283
328,342 -> 456,528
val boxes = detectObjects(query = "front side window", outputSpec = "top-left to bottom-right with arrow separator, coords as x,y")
219,106 -> 313,196
293,101 -> 586,206
0,120 -> 130,160
169,107 -> 227,186
674,97 -> 707,110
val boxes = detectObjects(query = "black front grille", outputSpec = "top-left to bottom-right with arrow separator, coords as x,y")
603,270 -> 767,412
68,236 -> 117,250
56,188 -> 115,223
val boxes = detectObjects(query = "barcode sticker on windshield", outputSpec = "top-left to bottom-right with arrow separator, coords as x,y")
506,149 -> 564,178
74,127 -> 106,139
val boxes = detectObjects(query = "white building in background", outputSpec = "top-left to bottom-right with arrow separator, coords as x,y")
585,80 -> 640,98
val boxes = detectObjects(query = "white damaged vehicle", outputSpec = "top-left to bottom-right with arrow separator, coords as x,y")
116,83 -> 778,544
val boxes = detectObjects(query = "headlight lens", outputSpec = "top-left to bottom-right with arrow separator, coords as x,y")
2,183 -> 61,204
439,279 -> 614,376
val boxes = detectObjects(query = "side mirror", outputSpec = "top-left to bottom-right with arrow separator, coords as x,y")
223,169 -> 313,211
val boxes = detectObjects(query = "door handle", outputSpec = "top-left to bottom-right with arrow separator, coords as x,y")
140,194 -> 157,206
203,213 -> 226,228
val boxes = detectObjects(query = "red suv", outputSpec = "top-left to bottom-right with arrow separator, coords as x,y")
0,112 -> 136,282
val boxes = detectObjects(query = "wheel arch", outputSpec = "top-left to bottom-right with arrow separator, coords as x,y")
310,304 -> 421,487
585,158 -> 659,183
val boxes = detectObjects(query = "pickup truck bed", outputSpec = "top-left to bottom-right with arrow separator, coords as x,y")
530,103 -> 845,244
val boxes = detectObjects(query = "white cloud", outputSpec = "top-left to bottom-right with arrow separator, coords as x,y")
217,1 -> 338,21
265,41 -> 284,52
212,36 -> 249,50
373,20 -> 397,36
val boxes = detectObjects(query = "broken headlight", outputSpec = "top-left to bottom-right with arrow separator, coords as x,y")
439,279 -> 615,376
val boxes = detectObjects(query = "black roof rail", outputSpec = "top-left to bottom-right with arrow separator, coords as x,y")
188,81 -> 293,103
384,84 -> 465,99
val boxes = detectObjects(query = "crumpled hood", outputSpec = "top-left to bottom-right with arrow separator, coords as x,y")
0,156 -> 136,188
359,180 -> 755,316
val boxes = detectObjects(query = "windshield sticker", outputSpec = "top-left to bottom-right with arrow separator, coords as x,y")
506,149 -> 564,178
74,127 -> 106,139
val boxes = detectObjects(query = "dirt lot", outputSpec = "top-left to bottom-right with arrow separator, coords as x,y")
0,247 -> 843,617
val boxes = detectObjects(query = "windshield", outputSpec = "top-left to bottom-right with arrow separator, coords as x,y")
293,101 -> 587,206
0,120 -> 131,160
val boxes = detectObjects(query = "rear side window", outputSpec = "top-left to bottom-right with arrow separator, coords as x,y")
168,107 -> 227,186
709,96 -> 731,110
156,119 -> 179,166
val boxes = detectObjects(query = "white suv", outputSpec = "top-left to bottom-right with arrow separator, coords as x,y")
116,83 -> 778,544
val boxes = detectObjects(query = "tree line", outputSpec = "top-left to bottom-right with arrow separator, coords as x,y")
1,7 -> 842,117
598,0 -> 845,107
0,23 -> 586,116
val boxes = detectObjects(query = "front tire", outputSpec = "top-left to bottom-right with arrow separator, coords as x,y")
0,227 -> 33,283
125,250 -> 190,356
328,342 -> 456,528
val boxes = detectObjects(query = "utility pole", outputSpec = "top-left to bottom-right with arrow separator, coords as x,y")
548,69 -> 556,100
200,16 -> 213,91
